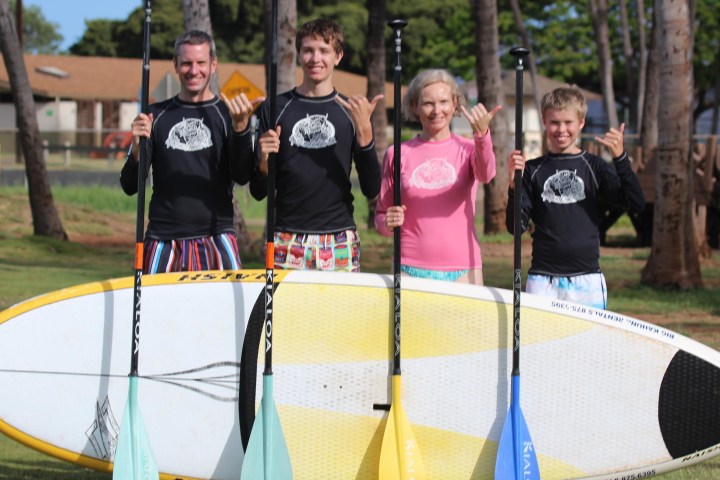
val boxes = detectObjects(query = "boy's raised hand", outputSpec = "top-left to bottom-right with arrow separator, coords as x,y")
460,103 -> 502,136
336,94 -> 384,146
595,122 -> 625,158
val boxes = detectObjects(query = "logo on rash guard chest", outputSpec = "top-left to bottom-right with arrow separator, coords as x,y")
289,114 -> 337,149
166,118 -> 213,152
542,169 -> 585,204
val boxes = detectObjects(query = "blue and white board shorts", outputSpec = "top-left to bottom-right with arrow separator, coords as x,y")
526,272 -> 607,309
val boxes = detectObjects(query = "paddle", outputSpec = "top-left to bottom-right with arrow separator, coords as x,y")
239,0 -> 292,478
113,2 -> 159,480
378,19 -> 427,480
494,46 -> 540,480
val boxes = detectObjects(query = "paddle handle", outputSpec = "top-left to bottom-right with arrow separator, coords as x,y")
509,46 -> 529,376
388,19 -> 407,376
263,0 -> 279,374
129,0 -> 153,377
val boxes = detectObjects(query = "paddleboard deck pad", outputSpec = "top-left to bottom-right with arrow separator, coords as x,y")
1,270 -> 720,479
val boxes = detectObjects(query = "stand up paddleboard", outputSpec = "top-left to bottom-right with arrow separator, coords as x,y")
1,270 -> 720,479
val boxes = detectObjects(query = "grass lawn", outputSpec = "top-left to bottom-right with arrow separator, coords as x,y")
1,184 -> 719,479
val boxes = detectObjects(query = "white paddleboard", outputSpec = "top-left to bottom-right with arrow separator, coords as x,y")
1,270 -> 720,479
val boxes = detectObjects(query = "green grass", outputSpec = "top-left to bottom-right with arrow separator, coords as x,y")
1,185 -> 719,479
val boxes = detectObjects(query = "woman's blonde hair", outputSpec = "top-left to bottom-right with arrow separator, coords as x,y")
402,69 -> 466,122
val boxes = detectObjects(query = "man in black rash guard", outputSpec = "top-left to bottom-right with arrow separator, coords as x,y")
120,30 -> 263,273
251,18 -> 382,272
506,86 -> 645,309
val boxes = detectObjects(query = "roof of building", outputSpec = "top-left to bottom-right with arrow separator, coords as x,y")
0,53 -> 600,106
0,53 -> 396,105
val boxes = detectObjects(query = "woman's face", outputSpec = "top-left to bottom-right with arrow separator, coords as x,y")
414,81 -> 457,137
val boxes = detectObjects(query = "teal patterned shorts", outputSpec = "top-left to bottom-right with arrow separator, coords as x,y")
400,265 -> 469,282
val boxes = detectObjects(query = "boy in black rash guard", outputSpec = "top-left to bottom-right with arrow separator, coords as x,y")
251,18 -> 382,272
506,86 -> 645,309
120,30 -> 263,273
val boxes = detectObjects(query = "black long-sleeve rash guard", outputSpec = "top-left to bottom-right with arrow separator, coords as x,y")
120,95 -> 254,241
506,150 -> 645,276
250,89 -> 381,233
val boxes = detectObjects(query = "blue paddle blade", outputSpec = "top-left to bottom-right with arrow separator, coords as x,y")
240,375 -> 293,480
113,376 -> 159,480
495,376 -> 540,480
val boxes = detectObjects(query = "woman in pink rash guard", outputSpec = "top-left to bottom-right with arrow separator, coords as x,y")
374,69 -> 500,284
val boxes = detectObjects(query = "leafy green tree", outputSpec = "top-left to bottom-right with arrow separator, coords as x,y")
9,0 -> 62,53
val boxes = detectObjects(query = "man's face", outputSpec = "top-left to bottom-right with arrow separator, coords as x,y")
174,42 -> 217,99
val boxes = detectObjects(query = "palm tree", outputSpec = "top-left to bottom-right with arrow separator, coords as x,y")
365,0 -> 387,229
589,0 -> 619,128
641,0 -> 702,289
0,0 -> 66,240
470,0 -> 510,234
182,0 -> 220,94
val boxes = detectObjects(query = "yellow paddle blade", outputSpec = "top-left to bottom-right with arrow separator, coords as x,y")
379,375 -> 426,480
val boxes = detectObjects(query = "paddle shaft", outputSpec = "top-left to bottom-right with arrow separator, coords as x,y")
510,47 -> 529,378
388,19 -> 407,376
263,0 -> 278,375
130,0 -> 152,377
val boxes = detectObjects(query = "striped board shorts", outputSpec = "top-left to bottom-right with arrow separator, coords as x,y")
273,229 -> 360,272
143,232 -> 242,274
525,272 -> 608,310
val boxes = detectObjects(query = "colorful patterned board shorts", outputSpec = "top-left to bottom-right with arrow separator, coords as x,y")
143,232 -> 241,274
273,229 -> 360,272
400,265 -> 469,282
525,272 -> 607,309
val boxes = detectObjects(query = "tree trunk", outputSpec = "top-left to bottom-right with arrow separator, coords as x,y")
0,0 -> 66,240
265,0 -> 296,94
471,0 -> 511,234
589,0 -> 619,127
636,0 -> 648,133
619,0 -> 636,129
508,0 -> 542,134
640,4 -> 660,171
641,0 -> 702,289
365,0 -> 387,229
183,0 -> 220,95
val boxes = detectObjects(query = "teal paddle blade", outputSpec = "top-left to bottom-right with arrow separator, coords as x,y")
240,375 -> 293,480
113,376 -> 159,480
495,376 -> 540,480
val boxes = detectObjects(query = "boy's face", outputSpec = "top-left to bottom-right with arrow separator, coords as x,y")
542,108 -> 585,154
298,35 -> 343,85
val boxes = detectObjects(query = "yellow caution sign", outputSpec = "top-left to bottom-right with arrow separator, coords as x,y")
221,71 -> 265,101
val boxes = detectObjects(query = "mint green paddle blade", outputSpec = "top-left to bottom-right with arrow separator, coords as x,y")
240,375 -> 293,480
113,376 -> 159,480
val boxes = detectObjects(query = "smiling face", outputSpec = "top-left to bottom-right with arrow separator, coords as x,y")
542,108 -> 585,154
297,35 -> 343,94
174,42 -> 217,102
414,82 -> 457,141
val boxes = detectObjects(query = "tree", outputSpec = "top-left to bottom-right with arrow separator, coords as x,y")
470,0 -> 511,235
9,0 -> 62,54
641,0 -> 701,289
364,0 -> 387,229
183,0 -> 220,94
588,0 -> 619,127
276,0 -> 297,94
507,0 -> 542,133
0,0 -> 67,240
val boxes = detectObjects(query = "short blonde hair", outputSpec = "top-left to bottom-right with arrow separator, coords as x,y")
541,85 -> 588,120
402,69 -> 466,122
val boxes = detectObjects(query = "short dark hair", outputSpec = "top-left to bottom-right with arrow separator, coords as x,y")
174,30 -> 216,60
295,18 -> 344,55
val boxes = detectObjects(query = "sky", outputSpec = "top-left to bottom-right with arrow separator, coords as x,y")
24,0 -> 141,51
